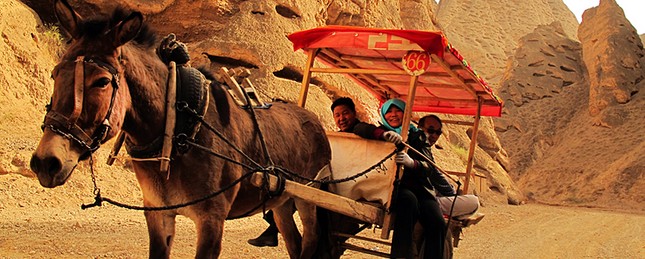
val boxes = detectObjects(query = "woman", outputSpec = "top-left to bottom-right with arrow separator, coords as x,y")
380,99 -> 455,259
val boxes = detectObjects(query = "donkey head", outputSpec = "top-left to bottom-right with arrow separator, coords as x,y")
30,0 -> 142,187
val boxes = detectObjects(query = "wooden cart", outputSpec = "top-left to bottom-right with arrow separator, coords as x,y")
251,26 -> 503,258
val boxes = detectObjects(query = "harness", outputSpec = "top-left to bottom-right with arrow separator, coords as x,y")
42,56 -> 120,155
124,65 -> 210,158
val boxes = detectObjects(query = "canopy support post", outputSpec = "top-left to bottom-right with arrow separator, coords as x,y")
298,49 -> 318,108
381,74 -> 419,239
463,97 -> 482,194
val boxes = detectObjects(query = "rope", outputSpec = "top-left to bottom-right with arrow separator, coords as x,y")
176,103 -> 263,169
84,85 -> 396,211
109,155 -> 170,162
242,85 -> 275,167
82,169 -> 258,211
180,101 -> 397,185
185,140 -> 256,171
273,150 -> 396,184
401,142 -> 460,184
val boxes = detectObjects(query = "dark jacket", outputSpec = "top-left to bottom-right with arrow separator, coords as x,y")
392,129 -> 456,198
345,120 -> 385,140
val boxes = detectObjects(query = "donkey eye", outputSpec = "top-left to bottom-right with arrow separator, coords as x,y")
92,77 -> 111,88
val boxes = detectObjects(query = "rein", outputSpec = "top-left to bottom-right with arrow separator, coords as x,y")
83,88 -> 396,212
75,40 -> 392,213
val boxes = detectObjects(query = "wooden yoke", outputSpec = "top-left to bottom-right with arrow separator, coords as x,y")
380,75 -> 419,239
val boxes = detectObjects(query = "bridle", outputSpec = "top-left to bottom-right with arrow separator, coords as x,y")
42,55 -> 121,155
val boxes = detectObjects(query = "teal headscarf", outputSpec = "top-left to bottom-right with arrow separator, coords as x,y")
379,98 -> 419,134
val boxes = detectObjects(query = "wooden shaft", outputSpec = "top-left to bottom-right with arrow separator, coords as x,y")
334,232 -> 392,246
106,131 -> 126,166
249,172 -> 384,225
160,62 -> 177,175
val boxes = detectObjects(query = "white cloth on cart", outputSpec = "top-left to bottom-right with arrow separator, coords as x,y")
327,132 -> 397,207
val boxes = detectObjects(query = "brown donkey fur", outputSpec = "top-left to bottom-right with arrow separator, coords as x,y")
29,0 -> 331,258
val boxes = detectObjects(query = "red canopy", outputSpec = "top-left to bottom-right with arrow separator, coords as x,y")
288,26 -> 502,117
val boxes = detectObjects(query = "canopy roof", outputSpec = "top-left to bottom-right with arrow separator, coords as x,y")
288,26 -> 503,117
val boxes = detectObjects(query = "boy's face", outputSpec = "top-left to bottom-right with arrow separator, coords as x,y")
333,104 -> 357,132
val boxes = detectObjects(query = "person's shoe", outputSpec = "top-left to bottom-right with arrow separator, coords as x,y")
247,233 -> 278,247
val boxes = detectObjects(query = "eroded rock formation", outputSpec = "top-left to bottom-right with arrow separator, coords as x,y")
578,0 -> 644,127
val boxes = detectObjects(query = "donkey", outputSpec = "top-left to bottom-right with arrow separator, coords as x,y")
29,0 -> 331,258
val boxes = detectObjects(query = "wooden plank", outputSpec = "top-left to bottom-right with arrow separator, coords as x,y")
442,119 -> 474,127
334,232 -> 392,246
380,80 -> 464,90
430,54 -> 478,99
242,78 -> 263,106
338,53 -> 400,64
219,67 -> 248,106
341,243 -> 390,258
310,67 -> 409,75
249,172 -> 384,224
318,49 -> 394,95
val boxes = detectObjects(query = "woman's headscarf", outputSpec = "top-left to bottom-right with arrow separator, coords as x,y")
379,98 -> 419,134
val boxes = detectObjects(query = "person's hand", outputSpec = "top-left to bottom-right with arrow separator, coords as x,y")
395,151 -> 415,168
383,131 -> 402,144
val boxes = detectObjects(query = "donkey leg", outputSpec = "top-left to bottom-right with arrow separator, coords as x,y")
295,199 -> 318,259
144,211 -> 177,259
273,200 -> 302,259
194,217 -> 225,259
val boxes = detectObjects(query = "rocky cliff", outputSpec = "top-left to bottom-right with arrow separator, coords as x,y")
496,0 -> 644,210
4,0 -> 643,210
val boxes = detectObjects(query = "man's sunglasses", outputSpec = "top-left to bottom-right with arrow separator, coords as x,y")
426,129 -> 442,135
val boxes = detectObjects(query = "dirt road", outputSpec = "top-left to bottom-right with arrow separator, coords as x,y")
1,202 -> 643,258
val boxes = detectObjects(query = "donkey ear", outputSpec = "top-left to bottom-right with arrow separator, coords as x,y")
113,12 -> 143,47
54,0 -> 83,39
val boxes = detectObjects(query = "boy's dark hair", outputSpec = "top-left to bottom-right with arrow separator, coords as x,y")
419,114 -> 442,128
331,97 -> 356,112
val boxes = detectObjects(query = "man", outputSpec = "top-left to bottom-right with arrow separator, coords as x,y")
418,115 -> 480,218
331,97 -> 400,141
248,97 -> 401,247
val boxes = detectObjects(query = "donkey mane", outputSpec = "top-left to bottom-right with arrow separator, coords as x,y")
78,7 -> 156,48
